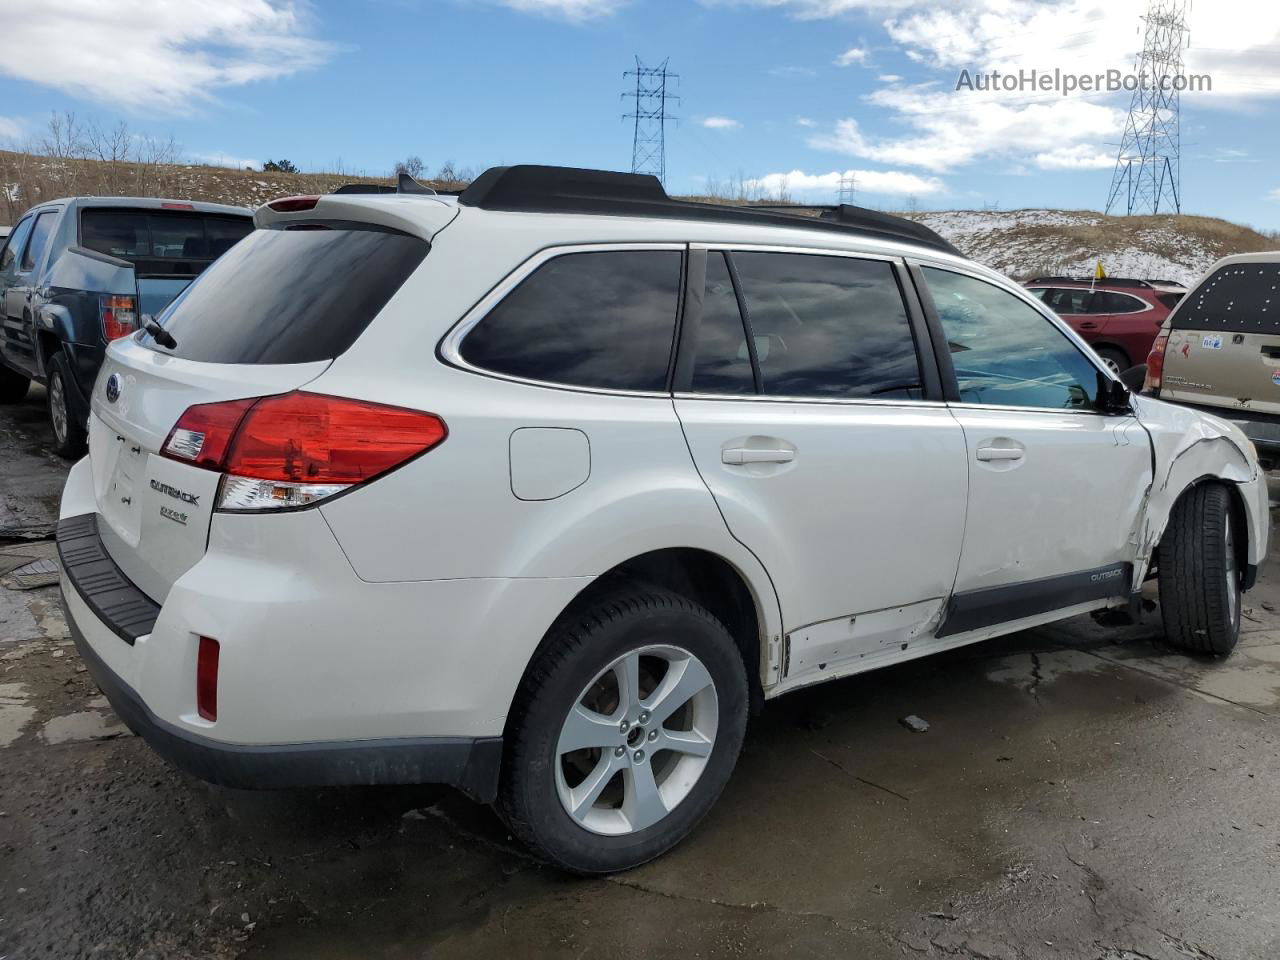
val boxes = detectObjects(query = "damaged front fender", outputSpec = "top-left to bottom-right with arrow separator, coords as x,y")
1129,393 -> 1269,587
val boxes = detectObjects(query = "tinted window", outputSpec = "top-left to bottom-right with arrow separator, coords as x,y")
1040,287 -> 1092,315
81,210 -> 252,263
1177,263 -> 1280,332
21,211 -> 56,272
732,252 -> 921,400
144,226 -> 428,364
1089,291 -> 1147,314
0,215 -> 33,271
461,250 -> 682,392
924,267 -> 1102,410
689,252 -> 754,394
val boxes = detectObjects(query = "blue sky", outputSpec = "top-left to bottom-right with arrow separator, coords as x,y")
1,0 -> 1278,227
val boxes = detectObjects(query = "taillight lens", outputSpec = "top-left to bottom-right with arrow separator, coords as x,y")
1143,328 -> 1170,393
161,392 -> 447,511
100,295 -> 138,340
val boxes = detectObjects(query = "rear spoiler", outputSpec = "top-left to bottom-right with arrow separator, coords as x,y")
332,174 -> 435,196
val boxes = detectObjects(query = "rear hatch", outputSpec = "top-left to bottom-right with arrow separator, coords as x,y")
88,207 -> 437,602
1162,259 -> 1280,413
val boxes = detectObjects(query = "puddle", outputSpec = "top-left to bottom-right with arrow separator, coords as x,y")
0,681 -> 37,747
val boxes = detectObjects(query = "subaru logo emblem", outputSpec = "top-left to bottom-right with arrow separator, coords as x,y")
105,374 -> 121,404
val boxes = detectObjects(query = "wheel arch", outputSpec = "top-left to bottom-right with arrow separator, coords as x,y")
521,547 -> 776,716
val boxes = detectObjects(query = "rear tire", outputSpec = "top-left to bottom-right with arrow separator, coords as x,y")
47,352 -> 87,459
1158,483 -> 1242,656
1094,346 -> 1129,376
0,364 -> 29,403
498,588 -> 748,874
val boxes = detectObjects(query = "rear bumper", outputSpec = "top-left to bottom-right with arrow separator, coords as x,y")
64,595 -> 503,800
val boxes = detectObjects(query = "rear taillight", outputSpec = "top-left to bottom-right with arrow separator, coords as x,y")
267,195 -> 320,212
1143,327 -> 1171,393
196,636 -> 219,722
161,392 -> 447,511
100,295 -> 138,341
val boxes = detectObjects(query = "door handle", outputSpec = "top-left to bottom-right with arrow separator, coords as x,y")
722,447 -> 795,465
976,446 -> 1023,462
1078,321 -> 1099,330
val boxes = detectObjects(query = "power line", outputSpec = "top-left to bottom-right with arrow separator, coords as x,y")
1106,0 -> 1189,215
622,57 -> 679,184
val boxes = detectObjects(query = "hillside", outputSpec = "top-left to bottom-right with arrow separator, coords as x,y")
3,149 -> 1273,286
908,209 -> 1276,286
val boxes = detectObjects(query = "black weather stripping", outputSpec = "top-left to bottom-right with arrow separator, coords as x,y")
458,165 -> 960,256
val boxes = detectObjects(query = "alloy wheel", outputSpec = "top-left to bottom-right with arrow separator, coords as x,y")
555,644 -> 718,836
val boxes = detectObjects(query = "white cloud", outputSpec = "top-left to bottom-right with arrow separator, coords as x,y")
878,74 -> 902,83
1032,144 -> 1116,171
0,116 -> 23,141
834,46 -> 869,66
0,0 -> 335,112
703,0 -> 920,19
770,65 -> 818,78
493,0 -> 625,19
796,116 -> 817,127
702,116 -> 742,129
746,168 -> 944,197
190,150 -> 261,170
1270,188 -> 1280,202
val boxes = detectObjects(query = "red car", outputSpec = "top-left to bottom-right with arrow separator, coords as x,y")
1024,276 -> 1186,374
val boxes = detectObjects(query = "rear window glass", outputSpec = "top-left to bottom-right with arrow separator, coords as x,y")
460,250 -> 682,392
1178,264 -> 1280,332
81,210 -> 252,264
144,226 -> 429,364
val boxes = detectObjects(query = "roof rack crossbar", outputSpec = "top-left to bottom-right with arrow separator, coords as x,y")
457,165 -> 961,257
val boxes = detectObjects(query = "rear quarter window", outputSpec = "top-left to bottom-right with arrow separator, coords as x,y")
459,249 -> 683,392
1178,263 -> 1280,332
145,225 -> 429,364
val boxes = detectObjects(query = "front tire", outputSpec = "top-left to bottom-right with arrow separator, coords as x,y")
498,588 -> 748,874
0,363 -> 29,403
1158,483 -> 1242,656
47,352 -> 87,459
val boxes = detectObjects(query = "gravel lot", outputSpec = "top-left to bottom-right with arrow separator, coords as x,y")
2,388 -> 1278,960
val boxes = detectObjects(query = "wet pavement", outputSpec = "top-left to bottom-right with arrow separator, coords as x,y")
2,388 -> 1278,960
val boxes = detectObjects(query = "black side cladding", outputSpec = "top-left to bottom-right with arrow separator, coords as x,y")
936,562 -> 1133,638
458,165 -> 960,256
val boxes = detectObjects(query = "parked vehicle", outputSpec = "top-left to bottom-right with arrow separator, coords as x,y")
1130,252 -> 1280,471
0,226 -> 10,242
58,166 -> 1268,874
1025,276 -> 1186,374
0,198 -> 253,456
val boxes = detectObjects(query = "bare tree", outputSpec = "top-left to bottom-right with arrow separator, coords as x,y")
86,120 -> 131,195
395,155 -> 425,178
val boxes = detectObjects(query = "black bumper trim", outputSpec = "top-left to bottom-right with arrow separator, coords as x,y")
63,593 -> 503,802
56,513 -> 160,645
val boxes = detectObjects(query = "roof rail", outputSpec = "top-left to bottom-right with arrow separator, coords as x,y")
330,174 -> 436,196
457,165 -> 961,256
1027,275 -> 1156,289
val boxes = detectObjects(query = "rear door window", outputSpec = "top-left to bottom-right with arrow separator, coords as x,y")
1177,263 -> 1280,332
21,211 -> 57,273
144,226 -> 429,364
729,251 -> 923,400
460,250 -> 683,392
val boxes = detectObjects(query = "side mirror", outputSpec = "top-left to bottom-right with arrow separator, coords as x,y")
1096,372 -> 1132,414
1119,363 -> 1147,393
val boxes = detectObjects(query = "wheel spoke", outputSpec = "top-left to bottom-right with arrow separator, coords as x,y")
567,753 -> 620,820
652,728 -> 713,758
614,652 -> 642,714
644,655 -> 714,727
558,704 -> 620,755
622,760 -> 668,831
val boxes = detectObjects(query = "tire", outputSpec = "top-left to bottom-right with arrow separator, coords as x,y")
47,352 -> 87,459
1094,346 -> 1129,377
1158,483 -> 1242,656
0,363 -> 29,403
498,588 -> 749,874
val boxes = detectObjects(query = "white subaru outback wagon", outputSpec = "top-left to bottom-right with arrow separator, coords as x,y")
59,165 -> 1269,873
